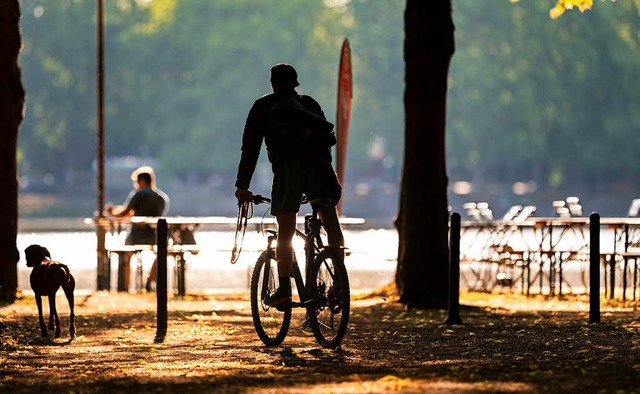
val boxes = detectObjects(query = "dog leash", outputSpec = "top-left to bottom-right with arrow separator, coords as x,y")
230,200 -> 253,264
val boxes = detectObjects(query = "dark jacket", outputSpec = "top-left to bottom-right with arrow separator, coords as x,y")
123,186 -> 169,245
235,89 -> 334,190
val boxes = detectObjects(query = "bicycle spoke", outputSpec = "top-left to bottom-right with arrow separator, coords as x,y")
317,311 -> 338,330
250,252 -> 291,347
260,258 -> 272,300
321,259 -> 336,281
308,248 -> 350,348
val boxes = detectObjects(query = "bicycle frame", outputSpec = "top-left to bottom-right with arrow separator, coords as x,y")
248,193 -> 349,348
260,211 -> 326,308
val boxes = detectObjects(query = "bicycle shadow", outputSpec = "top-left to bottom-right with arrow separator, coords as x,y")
256,344 -> 354,367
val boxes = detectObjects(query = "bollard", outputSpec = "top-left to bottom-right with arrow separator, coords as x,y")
446,212 -> 463,325
155,219 -> 168,341
589,212 -> 600,323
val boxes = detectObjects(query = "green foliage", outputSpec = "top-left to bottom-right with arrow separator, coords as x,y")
19,0 -> 352,181
16,0 -> 640,194
448,0 -> 640,188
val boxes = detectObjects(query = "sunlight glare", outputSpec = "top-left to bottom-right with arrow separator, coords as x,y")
324,0 -> 350,10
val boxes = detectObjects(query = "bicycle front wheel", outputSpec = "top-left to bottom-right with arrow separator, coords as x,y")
250,251 -> 291,346
307,248 -> 350,349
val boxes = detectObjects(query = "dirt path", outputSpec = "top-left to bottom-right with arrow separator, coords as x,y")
1,290 -> 639,393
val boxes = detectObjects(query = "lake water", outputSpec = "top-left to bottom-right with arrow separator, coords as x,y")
16,226 -> 623,295
16,229 -> 398,293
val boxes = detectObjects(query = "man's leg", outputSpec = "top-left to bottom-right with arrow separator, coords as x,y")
318,206 -> 344,248
266,211 -> 296,308
318,206 -> 345,298
276,211 -> 296,282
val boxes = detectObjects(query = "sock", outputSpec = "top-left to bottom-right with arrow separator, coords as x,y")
278,276 -> 291,295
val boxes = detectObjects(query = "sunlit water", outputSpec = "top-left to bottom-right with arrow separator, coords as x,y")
17,229 -> 398,292
17,226 -> 624,294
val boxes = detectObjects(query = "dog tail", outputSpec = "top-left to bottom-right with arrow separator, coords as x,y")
45,263 -> 71,286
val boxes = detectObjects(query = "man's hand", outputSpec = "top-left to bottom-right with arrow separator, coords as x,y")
235,188 -> 253,203
105,203 -> 132,218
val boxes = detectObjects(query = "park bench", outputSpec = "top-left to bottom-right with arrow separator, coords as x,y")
106,241 -> 200,295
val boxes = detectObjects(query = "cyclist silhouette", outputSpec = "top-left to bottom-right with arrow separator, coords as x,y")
235,63 -> 344,310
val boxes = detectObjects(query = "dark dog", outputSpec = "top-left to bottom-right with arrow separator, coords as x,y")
24,244 -> 76,339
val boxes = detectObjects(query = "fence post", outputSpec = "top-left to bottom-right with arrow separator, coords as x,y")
155,218 -> 168,341
446,212 -> 463,325
589,212 -> 600,323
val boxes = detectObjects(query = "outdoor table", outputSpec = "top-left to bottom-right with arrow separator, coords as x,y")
599,218 -> 640,299
86,215 -> 365,295
459,215 -> 640,299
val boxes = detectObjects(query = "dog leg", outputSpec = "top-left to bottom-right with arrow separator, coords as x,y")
47,298 -> 54,331
49,293 -> 61,338
35,295 -> 47,337
63,278 -> 76,339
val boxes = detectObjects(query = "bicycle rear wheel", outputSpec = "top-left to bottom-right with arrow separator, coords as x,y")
307,248 -> 350,349
250,251 -> 291,346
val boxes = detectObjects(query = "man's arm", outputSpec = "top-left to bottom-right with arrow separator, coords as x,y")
235,101 -> 265,190
106,190 -> 136,217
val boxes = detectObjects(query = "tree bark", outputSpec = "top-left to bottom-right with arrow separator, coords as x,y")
395,0 -> 454,308
0,0 -> 24,300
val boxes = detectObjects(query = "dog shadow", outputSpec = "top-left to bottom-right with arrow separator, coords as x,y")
30,335 -> 75,347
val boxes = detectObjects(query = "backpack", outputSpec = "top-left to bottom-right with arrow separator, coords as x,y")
269,95 -> 336,149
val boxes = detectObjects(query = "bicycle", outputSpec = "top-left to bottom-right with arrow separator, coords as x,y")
238,194 -> 350,348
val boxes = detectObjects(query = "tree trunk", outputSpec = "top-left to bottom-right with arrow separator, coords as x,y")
0,0 -> 24,301
395,0 -> 455,308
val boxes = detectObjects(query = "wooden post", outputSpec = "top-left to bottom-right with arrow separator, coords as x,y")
445,212 -> 462,325
589,212 -> 600,323
155,219 -> 168,341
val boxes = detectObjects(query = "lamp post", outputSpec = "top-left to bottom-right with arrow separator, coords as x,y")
95,0 -> 108,290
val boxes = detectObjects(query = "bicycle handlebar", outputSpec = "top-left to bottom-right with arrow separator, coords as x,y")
243,193 -> 332,210
252,194 -> 270,204
246,194 -> 332,209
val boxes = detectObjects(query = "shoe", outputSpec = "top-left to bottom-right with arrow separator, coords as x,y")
264,287 -> 292,311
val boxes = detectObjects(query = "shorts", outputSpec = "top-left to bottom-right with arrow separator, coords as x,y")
271,158 -> 342,215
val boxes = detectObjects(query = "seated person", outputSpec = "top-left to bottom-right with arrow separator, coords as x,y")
106,166 -> 169,292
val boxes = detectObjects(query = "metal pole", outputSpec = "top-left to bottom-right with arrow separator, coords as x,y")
589,212 -> 600,323
446,212 -> 462,325
177,254 -> 186,297
155,219 -> 168,342
95,0 -> 108,291
623,224 -> 629,301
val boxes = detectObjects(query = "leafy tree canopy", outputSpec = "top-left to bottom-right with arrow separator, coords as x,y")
16,0 -> 640,215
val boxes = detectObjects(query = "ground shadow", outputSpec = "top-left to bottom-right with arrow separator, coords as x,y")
1,293 -> 638,393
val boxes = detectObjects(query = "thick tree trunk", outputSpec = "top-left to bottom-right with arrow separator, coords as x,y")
395,0 -> 454,308
0,0 -> 24,300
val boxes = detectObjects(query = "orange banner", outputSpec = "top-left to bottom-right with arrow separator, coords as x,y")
336,38 -> 352,212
